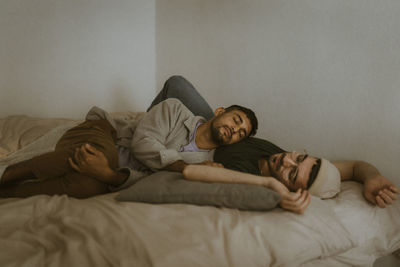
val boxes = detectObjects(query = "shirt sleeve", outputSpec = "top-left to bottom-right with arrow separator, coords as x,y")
130,98 -> 190,170
108,167 -> 150,192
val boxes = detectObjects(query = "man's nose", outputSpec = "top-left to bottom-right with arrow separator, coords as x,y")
283,156 -> 296,167
231,125 -> 239,133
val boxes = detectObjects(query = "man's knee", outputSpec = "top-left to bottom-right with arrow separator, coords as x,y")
166,75 -> 186,84
165,75 -> 191,92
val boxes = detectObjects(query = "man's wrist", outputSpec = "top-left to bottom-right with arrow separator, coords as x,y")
164,160 -> 188,172
99,169 -> 129,186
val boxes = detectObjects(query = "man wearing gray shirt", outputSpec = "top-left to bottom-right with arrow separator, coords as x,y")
0,76 -> 258,197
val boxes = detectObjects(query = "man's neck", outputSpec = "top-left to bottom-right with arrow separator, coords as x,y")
195,122 -> 218,150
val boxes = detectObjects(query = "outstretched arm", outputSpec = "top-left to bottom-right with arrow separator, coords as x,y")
164,160 -> 223,172
333,161 -> 398,208
183,165 -> 310,214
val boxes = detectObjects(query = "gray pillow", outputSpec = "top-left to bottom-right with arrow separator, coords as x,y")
115,171 -> 281,211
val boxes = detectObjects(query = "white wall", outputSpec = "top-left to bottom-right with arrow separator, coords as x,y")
1,0 -> 399,185
156,0 -> 400,184
0,0 -> 155,119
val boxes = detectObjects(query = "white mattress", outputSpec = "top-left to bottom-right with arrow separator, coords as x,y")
0,114 -> 399,267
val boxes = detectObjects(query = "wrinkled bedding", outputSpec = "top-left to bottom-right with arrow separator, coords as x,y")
0,115 -> 399,267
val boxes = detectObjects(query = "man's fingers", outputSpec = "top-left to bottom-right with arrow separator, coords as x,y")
293,190 -> 307,205
294,191 -> 310,214
365,193 -> 377,205
75,147 -> 87,165
68,157 -> 80,172
285,191 -> 310,214
79,144 -> 97,162
282,190 -> 306,209
298,192 -> 311,214
375,195 -> 387,208
74,148 -> 82,163
285,189 -> 302,201
84,143 -> 98,155
379,190 -> 393,205
383,188 -> 397,200
295,189 -> 306,202
80,145 -> 90,159
389,185 -> 399,193
298,191 -> 310,206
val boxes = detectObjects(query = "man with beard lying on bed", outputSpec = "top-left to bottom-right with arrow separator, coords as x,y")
0,76 -> 258,199
183,140 -> 398,213
143,76 -> 399,213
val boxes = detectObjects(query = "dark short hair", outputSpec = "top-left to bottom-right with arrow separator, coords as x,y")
307,158 -> 322,188
225,105 -> 258,136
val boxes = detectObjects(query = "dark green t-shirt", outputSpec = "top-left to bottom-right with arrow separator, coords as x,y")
214,137 -> 286,176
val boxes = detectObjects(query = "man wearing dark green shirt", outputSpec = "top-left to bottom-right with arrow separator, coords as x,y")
158,76 -> 398,209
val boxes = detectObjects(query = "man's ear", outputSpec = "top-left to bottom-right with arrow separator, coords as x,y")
214,107 -> 225,116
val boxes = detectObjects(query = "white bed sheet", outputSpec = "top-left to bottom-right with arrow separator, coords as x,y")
0,115 -> 399,267
0,183 -> 399,267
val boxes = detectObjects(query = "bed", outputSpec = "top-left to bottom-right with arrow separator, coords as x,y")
0,113 -> 399,267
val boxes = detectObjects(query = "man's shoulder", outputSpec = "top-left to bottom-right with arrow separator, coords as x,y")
158,98 -> 194,116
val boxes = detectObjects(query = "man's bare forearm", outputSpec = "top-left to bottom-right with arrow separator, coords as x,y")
334,160 -> 380,183
353,161 -> 380,183
164,160 -> 224,173
182,164 -> 269,186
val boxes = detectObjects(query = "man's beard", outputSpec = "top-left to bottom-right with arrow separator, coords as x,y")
267,156 -> 279,179
210,121 -> 230,146
266,155 -> 286,186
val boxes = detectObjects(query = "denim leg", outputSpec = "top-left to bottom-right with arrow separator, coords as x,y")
147,75 -> 214,120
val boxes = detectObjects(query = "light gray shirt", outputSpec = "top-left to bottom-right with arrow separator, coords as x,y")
86,98 -> 213,191
131,98 -> 213,169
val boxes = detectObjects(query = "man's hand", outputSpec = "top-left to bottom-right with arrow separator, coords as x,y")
267,178 -> 311,214
279,189 -> 311,214
363,175 -> 398,208
68,144 -> 114,182
335,161 -> 398,208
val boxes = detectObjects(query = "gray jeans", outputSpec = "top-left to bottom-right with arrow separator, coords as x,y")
147,75 -> 214,120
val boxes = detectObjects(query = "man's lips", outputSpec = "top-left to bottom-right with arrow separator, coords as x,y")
223,126 -> 232,138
